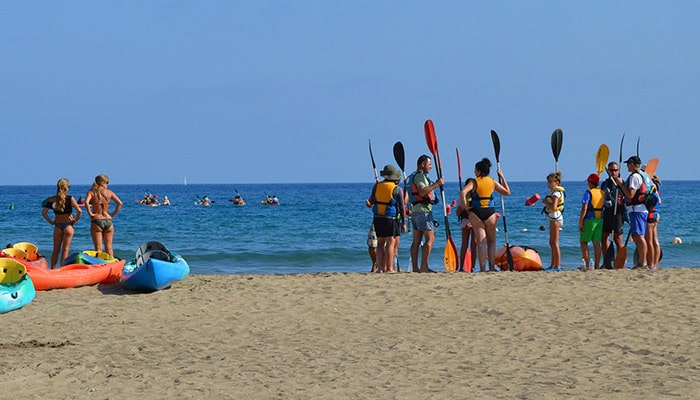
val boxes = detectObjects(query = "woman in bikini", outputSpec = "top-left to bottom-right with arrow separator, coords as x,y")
459,158 -> 510,272
42,178 -> 82,269
84,174 -> 122,257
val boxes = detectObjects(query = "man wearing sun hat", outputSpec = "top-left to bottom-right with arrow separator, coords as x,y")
614,155 -> 651,269
578,173 -> 605,270
365,164 -> 406,273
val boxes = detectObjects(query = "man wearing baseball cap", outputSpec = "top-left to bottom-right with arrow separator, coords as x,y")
614,155 -> 650,268
578,173 -> 604,270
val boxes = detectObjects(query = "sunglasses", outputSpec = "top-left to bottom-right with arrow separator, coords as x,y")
608,169 -> 618,172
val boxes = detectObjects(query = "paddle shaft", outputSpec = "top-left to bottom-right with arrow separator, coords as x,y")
368,139 -> 379,183
491,130 -> 513,271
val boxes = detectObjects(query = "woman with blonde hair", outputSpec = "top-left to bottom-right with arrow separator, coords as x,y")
84,174 -> 122,257
41,178 -> 82,268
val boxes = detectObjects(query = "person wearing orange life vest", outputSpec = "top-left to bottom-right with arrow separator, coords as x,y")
578,173 -> 605,270
458,158 -> 510,272
408,155 -> 444,273
365,164 -> 406,273
613,155 -> 650,269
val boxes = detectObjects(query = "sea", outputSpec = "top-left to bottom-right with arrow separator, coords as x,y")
1,181 -> 696,274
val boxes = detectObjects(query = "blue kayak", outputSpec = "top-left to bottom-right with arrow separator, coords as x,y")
121,241 -> 189,292
0,258 -> 36,313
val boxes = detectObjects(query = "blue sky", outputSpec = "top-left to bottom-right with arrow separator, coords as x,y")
2,1 -> 698,185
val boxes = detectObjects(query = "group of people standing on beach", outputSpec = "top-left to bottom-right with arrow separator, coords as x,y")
366,152 -> 662,273
41,174 -> 122,269
366,154 -> 511,273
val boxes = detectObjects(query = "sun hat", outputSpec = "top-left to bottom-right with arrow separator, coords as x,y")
586,173 -> 600,185
380,165 -> 402,181
624,155 -> 642,166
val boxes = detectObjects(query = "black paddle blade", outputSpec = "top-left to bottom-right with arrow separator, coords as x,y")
393,141 -> 405,171
505,245 -> 514,272
368,139 -> 377,169
490,130 -> 501,161
636,136 -> 640,158
618,132 -> 625,163
603,245 -> 615,269
551,128 -> 563,162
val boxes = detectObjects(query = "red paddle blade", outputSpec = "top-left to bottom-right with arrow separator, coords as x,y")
463,248 -> 472,273
456,147 -> 462,184
424,119 -> 437,156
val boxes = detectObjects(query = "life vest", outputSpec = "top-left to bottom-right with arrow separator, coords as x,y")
626,171 -> 652,206
407,172 -> 435,205
587,188 -> 604,219
469,176 -> 494,209
544,186 -> 565,214
601,178 -> 624,209
372,181 -> 399,217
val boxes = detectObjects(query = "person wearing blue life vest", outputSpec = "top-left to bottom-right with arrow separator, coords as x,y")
614,156 -> 650,269
365,165 -> 406,273
408,155 -> 444,273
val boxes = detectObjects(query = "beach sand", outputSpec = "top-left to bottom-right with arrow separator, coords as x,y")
2,268 -> 698,399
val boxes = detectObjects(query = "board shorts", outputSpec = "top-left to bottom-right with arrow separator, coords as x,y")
411,211 -> 435,232
602,210 -> 624,234
373,216 -> 401,238
629,211 -> 648,237
580,218 -> 602,242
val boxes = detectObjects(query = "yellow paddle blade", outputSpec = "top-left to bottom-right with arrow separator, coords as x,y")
645,157 -> 659,177
596,144 -> 610,175
444,238 -> 458,272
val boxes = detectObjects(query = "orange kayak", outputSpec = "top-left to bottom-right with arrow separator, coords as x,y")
495,245 -> 543,272
25,259 -> 125,291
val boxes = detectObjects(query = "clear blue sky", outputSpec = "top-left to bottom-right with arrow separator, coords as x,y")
2,1 -> 698,185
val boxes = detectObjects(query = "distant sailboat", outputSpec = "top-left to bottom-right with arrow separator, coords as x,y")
184,176 -> 187,186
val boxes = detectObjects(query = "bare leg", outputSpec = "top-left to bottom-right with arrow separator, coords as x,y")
580,241 -> 590,270
103,225 -> 115,257
410,230 -> 423,272
469,213 -> 487,272
419,230 -> 435,272
549,219 -> 561,268
60,225 -> 75,266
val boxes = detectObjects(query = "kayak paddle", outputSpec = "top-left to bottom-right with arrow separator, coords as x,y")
424,119 -> 458,272
368,139 -> 379,183
491,130 -> 514,272
596,144 -> 609,176
551,128 -> 563,172
456,147 -> 472,273
645,158 -> 659,177
393,141 -> 407,271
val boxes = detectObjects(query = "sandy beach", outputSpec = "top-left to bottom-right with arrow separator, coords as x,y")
2,268 -> 698,399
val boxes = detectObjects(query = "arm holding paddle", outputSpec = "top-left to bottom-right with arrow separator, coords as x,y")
418,177 -> 444,198
494,169 -> 510,196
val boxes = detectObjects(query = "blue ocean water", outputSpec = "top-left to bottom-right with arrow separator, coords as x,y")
0,181 -> 696,274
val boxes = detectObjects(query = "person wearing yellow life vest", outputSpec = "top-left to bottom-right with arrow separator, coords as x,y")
542,171 -> 564,271
365,164 -> 406,273
578,173 -> 604,270
458,158 -> 510,272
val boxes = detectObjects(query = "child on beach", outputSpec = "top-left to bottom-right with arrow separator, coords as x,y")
367,224 -> 378,272
542,171 -> 564,271
578,173 -> 604,270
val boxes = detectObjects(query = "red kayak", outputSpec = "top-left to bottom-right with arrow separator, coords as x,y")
24,259 -> 124,291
